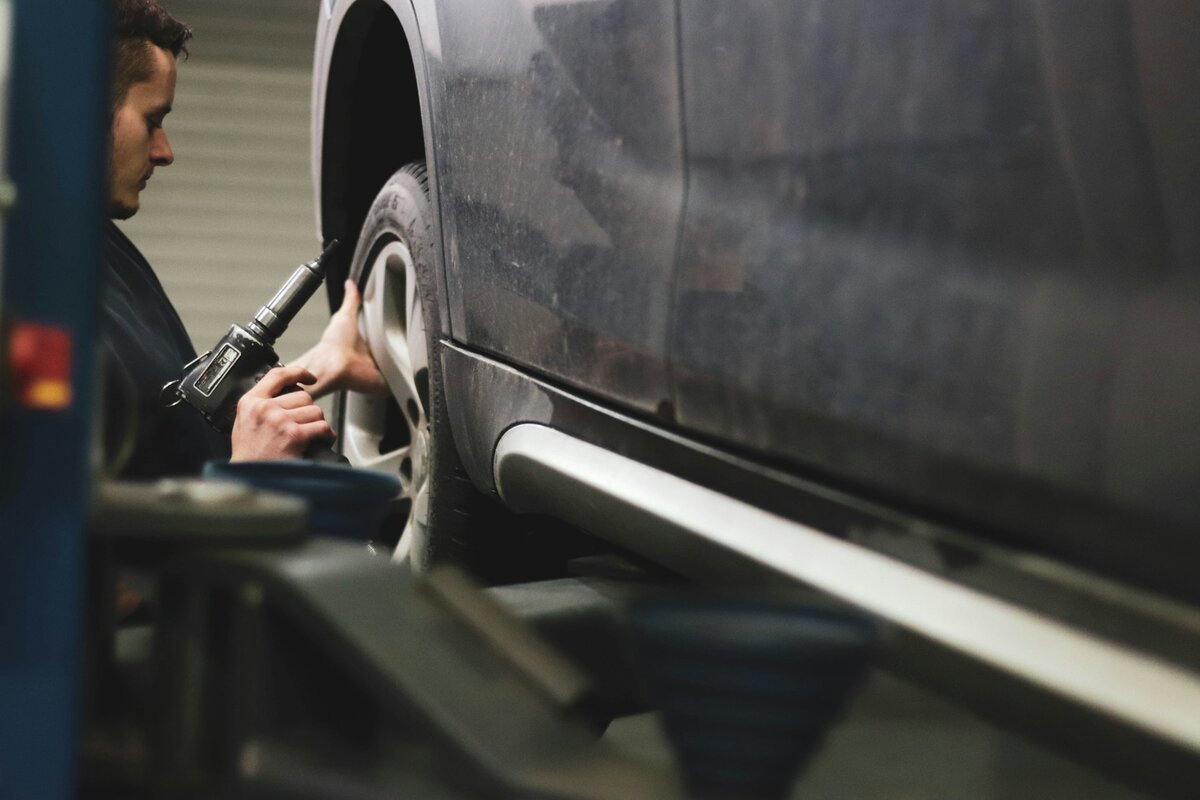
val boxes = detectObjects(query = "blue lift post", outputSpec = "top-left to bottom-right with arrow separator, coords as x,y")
0,0 -> 111,797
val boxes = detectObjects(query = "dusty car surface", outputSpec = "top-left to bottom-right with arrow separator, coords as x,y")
312,0 -> 1200,794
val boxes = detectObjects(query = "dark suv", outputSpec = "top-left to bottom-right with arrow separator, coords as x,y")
312,0 -> 1200,793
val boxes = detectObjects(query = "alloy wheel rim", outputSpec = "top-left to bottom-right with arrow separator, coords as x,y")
341,238 -> 429,564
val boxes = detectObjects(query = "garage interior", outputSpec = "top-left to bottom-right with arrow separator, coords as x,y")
1,1 -> 1197,798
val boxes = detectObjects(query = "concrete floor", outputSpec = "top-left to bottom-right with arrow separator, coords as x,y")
605,670 -> 1149,799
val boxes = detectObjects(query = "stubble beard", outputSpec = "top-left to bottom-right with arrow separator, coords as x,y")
107,173 -> 139,220
105,136 -> 139,221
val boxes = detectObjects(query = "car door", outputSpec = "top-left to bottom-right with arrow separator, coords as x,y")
669,0 -> 1200,598
433,0 -> 684,415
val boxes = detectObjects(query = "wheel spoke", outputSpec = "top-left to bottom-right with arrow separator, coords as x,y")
360,243 -> 426,415
413,481 -> 430,527
392,518 -> 413,565
361,288 -> 412,399
407,302 -> 428,404
405,265 -> 428,373
355,447 -> 411,485
344,234 -> 432,564
341,393 -> 391,463
381,326 -> 422,406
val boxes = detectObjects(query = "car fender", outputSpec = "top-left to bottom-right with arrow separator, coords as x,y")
312,0 -> 451,335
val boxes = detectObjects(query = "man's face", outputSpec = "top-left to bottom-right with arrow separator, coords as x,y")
108,45 -> 177,220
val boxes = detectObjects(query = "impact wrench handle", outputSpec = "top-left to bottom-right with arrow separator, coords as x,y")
161,241 -> 347,464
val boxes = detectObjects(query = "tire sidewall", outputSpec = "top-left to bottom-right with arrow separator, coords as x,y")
342,163 -> 467,570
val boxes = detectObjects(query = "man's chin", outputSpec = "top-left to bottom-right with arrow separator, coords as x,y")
109,201 -> 139,221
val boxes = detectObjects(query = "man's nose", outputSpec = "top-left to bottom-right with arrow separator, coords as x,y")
151,129 -> 174,166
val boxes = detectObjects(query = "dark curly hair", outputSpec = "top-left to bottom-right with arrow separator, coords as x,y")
112,0 -> 192,110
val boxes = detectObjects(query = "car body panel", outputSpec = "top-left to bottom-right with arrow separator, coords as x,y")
313,0 -> 1200,601
668,0 -> 1200,592
430,0 -> 684,414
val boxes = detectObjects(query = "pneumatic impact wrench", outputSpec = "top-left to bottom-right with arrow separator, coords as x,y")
160,240 -> 347,463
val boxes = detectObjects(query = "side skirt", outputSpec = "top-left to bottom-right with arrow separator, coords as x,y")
442,340 -> 1200,797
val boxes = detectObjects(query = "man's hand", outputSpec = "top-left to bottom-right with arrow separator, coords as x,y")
290,280 -> 388,399
230,366 -> 335,461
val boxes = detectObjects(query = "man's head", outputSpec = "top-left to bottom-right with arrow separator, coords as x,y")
108,0 -> 191,219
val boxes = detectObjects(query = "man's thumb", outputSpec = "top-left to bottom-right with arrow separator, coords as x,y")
339,279 -> 360,314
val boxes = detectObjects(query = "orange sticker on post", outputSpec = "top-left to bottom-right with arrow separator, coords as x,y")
8,322 -> 73,410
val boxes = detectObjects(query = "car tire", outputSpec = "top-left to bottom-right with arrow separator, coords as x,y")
337,162 -> 499,572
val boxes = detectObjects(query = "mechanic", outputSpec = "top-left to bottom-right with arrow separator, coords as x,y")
102,0 -> 385,479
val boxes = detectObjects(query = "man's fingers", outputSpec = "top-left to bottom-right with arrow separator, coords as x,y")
250,365 -> 318,397
272,388 -> 317,409
288,404 -> 326,425
298,419 -> 336,441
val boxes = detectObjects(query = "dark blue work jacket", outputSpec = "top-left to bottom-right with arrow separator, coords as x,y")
99,221 -> 230,478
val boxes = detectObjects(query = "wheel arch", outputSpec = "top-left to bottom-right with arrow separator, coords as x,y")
319,0 -> 441,323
